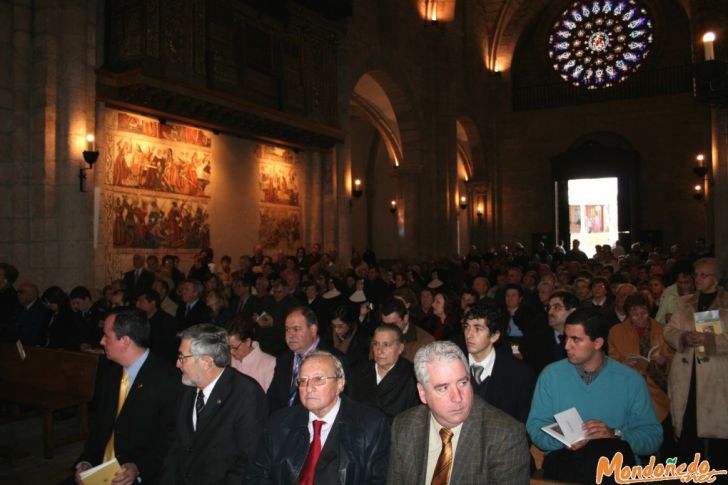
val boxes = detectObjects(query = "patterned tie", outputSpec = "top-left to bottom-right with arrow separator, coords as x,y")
431,427 -> 454,485
195,389 -> 205,418
470,364 -> 484,385
298,420 -> 325,485
103,369 -> 129,461
289,353 -> 303,406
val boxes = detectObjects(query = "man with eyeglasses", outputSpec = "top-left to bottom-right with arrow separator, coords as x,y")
248,351 -> 390,484
160,324 -> 267,485
547,291 -> 579,363
664,257 -> 728,471
267,306 -> 337,413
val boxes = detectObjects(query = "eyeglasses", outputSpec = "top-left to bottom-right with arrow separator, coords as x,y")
296,376 -> 339,388
547,304 -> 565,311
177,354 -> 195,362
694,272 -> 715,279
229,342 -> 244,351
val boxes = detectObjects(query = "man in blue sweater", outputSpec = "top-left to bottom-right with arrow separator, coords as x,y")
527,308 -> 662,484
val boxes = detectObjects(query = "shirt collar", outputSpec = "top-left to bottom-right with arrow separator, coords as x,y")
126,349 -> 150,387
308,396 -> 341,427
468,349 -> 496,379
575,354 -> 608,385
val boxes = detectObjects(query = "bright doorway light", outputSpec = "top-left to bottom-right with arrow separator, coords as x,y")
567,178 -> 619,258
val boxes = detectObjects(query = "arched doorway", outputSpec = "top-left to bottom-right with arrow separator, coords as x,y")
551,133 -> 641,255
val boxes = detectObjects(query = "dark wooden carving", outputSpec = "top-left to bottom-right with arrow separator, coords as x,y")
102,0 -> 346,147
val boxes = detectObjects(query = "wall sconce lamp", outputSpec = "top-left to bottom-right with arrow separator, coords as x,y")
389,199 -> 397,214
693,184 -> 704,200
425,0 -> 439,25
476,203 -> 484,220
693,153 -> 708,178
352,179 -> 363,198
459,196 -> 468,211
703,32 -> 716,62
80,134 -> 99,192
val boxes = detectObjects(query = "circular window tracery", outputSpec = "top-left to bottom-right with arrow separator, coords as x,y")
548,0 -> 654,89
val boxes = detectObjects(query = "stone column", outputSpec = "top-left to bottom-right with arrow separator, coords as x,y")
713,107 -> 728,269
306,151 -> 323,249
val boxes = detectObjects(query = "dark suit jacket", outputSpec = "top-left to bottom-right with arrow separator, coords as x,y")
387,397 -> 530,485
230,294 -> 261,321
17,299 -> 51,345
347,358 -> 420,422
149,309 -> 179,366
267,341 -> 341,414
175,299 -> 212,331
123,268 -> 155,297
77,352 -> 180,483
160,367 -> 267,485
248,395 -> 389,484
471,347 -> 535,423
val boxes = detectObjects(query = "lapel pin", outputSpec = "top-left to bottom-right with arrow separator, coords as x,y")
217,399 -> 222,404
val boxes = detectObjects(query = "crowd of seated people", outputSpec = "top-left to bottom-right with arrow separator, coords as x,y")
0,236 -> 726,484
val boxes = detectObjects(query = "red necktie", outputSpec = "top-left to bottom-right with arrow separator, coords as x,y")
298,419 -> 325,485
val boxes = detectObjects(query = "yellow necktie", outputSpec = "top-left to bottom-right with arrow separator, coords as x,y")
431,427 -> 454,485
103,369 -> 129,461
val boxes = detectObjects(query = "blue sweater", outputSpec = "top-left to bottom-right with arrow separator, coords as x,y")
526,357 -> 662,455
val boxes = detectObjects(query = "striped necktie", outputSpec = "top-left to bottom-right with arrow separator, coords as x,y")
431,427 -> 454,485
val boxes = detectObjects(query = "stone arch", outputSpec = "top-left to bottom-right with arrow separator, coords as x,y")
347,70 -> 423,259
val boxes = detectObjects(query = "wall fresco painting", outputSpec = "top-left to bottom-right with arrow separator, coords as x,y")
104,109 -> 213,253
257,145 -> 302,252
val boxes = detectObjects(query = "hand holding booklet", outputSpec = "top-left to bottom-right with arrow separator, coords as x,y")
541,407 -> 588,448
79,458 -> 121,485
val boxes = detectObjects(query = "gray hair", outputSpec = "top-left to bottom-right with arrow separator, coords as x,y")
303,350 -> 346,383
184,278 -> 204,298
695,257 -> 723,280
178,324 -> 230,367
414,341 -> 468,386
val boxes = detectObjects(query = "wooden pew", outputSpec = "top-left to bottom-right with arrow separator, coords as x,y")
0,343 -> 99,458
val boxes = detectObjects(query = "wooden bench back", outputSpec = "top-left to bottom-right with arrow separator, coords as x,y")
0,343 -> 99,401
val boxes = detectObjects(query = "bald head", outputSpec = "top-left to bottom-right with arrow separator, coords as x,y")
17,282 -> 39,306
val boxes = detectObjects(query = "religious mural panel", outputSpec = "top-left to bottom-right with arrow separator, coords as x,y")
256,144 -> 302,252
102,109 -> 213,284
105,111 -> 212,197
258,204 -> 302,252
106,190 -> 210,250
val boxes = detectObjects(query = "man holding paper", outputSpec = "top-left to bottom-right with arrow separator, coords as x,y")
527,308 -> 662,484
73,307 -> 180,485
663,257 -> 728,471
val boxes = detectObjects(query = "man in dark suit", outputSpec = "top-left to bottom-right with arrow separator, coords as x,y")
462,304 -> 535,423
15,282 -> 50,345
122,254 -> 155,298
248,351 -> 390,484
229,275 -> 261,321
175,278 -> 211,331
69,286 -> 106,351
73,307 -> 180,484
267,306 -> 327,413
161,324 -> 267,485
387,341 -> 530,484
135,288 -> 178,366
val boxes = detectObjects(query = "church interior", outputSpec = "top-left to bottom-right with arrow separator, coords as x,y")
0,0 -> 726,289
1,1 -> 728,482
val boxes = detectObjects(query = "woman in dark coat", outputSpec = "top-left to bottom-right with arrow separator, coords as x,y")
42,286 -> 81,351
347,324 -> 420,422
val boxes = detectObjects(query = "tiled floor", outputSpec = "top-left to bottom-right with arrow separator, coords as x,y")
0,410 -> 84,485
